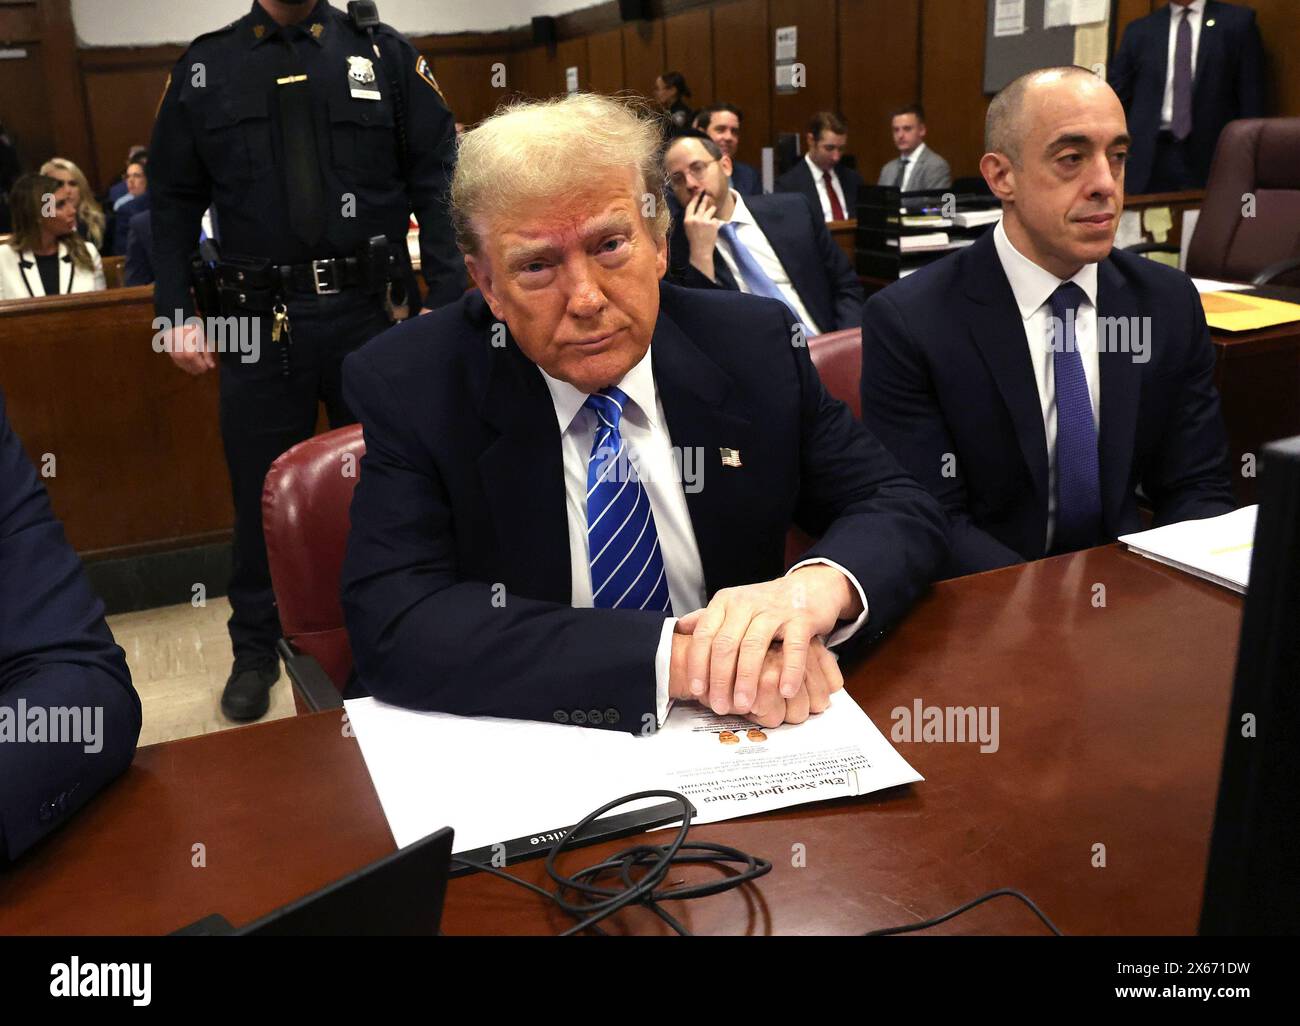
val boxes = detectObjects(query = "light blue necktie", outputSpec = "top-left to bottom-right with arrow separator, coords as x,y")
585,388 -> 672,613
1049,282 -> 1102,552
717,222 -> 807,332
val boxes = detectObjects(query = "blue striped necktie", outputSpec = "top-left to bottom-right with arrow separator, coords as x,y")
1049,281 -> 1102,552
585,388 -> 672,613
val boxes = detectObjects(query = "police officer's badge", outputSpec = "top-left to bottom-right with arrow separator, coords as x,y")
347,55 -> 380,100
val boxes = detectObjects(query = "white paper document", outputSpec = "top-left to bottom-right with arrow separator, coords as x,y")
994,0 -> 1026,37
345,692 -> 922,852
1044,0 -> 1071,29
1070,0 -> 1108,25
1192,277 -> 1252,294
1120,506 -> 1258,594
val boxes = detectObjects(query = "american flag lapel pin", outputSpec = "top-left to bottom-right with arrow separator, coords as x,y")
720,447 -> 742,468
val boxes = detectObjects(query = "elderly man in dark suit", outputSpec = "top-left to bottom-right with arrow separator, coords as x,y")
1108,0 -> 1265,193
0,389 -> 141,862
665,134 -> 864,335
341,94 -> 947,732
860,66 -> 1235,579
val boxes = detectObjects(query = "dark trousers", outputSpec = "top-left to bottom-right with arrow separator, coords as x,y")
219,291 -> 391,663
1146,131 -> 1200,193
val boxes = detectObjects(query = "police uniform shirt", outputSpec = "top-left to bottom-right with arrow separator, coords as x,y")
148,0 -> 464,318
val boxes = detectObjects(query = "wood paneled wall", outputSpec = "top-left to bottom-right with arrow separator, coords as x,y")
5,1 -> 1297,199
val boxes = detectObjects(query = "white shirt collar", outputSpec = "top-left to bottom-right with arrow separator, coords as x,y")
725,188 -> 753,227
901,142 -> 927,164
804,152 -> 835,183
538,342 -> 659,435
1171,0 -> 1204,18
992,218 -> 1099,320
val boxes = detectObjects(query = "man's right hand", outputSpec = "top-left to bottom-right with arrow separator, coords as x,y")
668,627 -> 840,728
164,322 -> 214,375
683,192 -> 722,280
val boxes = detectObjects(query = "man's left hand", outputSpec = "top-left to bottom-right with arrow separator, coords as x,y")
679,565 -> 862,716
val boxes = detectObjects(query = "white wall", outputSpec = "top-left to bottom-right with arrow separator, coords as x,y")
71,0 -> 602,47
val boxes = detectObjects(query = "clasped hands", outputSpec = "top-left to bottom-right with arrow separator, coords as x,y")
667,565 -> 862,728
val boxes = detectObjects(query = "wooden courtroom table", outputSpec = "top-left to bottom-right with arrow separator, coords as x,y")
0,545 -> 1243,936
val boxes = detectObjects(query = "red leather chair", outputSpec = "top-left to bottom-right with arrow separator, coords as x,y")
807,327 -> 863,418
785,328 -> 864,565
262,424 -> 365,712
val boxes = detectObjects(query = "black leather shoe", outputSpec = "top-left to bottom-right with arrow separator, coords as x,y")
221,658 -> 279,721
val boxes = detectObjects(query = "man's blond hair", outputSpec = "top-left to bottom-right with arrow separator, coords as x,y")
451,93 -> 670,256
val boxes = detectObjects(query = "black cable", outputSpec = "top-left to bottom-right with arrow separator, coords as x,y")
863,887 -> 1063,936
451,792 -> 1059,937
451,790 -> 771,936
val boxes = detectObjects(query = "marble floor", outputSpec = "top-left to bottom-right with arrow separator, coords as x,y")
106,597 -> 296,748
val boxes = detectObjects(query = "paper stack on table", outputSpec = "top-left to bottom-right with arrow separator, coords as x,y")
1119,506 -> 1258,594
344,691 -> 922,854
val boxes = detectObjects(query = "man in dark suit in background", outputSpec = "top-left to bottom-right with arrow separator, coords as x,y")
0,389 -> 141,862
341,95 -> 946,732
1109,0 -> 1265,193
124,209 -> 153,286
695,104 -> 761,196
665,134 -> 864,334
776,111 -> 864,221
861,67 -> 1235,578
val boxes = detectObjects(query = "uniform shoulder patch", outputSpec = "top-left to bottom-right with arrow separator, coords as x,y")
414,55 -> 445,102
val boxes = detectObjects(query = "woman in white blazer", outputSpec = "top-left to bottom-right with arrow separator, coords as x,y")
0,172 -> 106,299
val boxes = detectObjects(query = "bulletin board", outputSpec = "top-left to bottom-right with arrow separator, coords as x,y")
983,0 -> 1116,94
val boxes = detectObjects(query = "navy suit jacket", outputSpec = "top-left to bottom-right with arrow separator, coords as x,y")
730,160 -> 761,197
668,192 -> 865,333
341,283 -> 948,730
775,160 -> 864,220
1108,1 -> 1265,193
0,390 -> 141,862
860,230 -> 1235,577
125,209 -> 153,286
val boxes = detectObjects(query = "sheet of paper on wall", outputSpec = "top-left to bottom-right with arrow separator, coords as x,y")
1044,0 -> 1071,29
1142,205 -> 1174,243
1120,506 -> 1258,594
994,0 -> 1026,37
1069,0 -> 1109,25
344,690 -> 923,854
774,25 -> 797,61
1114,210 -> 1143,250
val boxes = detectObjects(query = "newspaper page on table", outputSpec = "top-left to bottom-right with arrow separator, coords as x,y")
344,691 -> 922,853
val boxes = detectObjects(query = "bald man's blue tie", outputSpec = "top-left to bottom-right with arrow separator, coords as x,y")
1049,282 -> 1102,552
585,388 -> 672,613
717,222 -> 807,334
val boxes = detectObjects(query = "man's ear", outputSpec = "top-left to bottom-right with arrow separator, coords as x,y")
720,153 -> 734,179
465,254 -> 505,320
980,151 -> 1015,204
654,230 -> 668,280
804,132 -> 815,155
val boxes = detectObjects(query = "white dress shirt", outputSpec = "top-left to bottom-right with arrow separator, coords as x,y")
1160,0 -> 1205,129
539,344 -> 868,725
715,190 -> 823,336
805,152 -> 849,222
897,142 -> 928,192
992,220 -> 1101,553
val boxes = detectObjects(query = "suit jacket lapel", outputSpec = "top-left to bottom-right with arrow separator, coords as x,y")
1096,258 -> 1141,534
961,234 -> 1050,504
1194,2 -> 1221,93
747,197 -> 829,331
1152,3 -> 1171,95
650,302 -> 758,595
18,248 -> 43,298
476,325 -> 572,605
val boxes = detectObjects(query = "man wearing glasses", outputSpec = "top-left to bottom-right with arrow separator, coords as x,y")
665,134 -> 863,335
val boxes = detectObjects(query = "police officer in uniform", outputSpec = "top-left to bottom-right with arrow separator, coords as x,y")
149,0 -> 465,721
